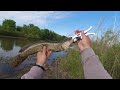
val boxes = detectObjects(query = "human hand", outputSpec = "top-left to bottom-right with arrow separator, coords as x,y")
78,31 -> 91,52
36,46 -> 52,66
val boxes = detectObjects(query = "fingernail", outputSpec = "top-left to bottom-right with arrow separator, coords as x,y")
44,46 -> 46,48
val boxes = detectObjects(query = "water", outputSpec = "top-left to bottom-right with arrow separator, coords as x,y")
0,36 -> 68,76
47,51 -> 68,65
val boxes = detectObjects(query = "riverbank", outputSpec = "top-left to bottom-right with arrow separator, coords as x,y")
0,38 -> 120,79
0,49 -> 84,79
0,35 -> 65,43
0,35 -> 42,40
1,43 -> 120,79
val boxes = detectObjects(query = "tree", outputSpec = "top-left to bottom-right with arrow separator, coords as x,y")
0,19 -> 66,41
16,26 -> 23,32
0,25 -> 3,31
2,19 -> 16,31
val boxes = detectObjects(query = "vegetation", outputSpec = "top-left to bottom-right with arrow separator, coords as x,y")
0,19 -> 120,79
0,19 -> 66,41
58,49 -> 84,79
54,28 -> 120,79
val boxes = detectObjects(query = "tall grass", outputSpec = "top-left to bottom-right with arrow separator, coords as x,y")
58,49 -> 84,79
91,27 -> 120,79
55,27 -> 120,79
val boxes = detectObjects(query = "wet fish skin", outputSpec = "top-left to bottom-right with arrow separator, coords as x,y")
7,40 -> 72,67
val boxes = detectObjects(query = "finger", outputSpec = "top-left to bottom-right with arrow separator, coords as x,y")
81,31 -> 86,38
42,46 -> 47,54
40,48 -> 43,52
37,51 -> 42,56
38,48 -> 43,53
47,51 -> 52,58
87,36 -> 91,41
78,40 -> 82,46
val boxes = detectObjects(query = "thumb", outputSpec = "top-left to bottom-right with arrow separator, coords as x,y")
81,31 -> 86,38
42,46 -> 47,54
47,51 -> 52,58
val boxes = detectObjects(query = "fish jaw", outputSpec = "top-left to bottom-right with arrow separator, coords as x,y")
61,40 -> 73,50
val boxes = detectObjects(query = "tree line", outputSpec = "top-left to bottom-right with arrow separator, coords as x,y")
0,19 -> 66,41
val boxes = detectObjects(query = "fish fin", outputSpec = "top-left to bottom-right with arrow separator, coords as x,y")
19,40 -> 46,53
19,43 -> 33,53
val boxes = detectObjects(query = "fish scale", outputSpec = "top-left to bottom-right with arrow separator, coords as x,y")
7,40 -> 73,67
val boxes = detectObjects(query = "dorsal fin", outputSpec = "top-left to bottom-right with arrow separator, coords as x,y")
18,40 -> 65,53
19,40 -> 45,53
19,43 -> 34,53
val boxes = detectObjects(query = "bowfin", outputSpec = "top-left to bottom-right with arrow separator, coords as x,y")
19,40 -> 46,53
19,43 -> 33,53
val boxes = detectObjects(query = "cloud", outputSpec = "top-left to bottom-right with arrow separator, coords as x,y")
0,11 -> 71,28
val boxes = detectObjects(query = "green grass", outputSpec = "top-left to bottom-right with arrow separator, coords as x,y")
1,28 -> 120,79
98,44 -> 120,79
55,29 -> 120,79
56,43 -> 120,79
57,49 -> 84,79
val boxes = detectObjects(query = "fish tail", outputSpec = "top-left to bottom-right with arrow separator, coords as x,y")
7,54 -> 27,67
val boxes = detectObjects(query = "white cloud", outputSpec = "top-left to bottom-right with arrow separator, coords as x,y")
0,11 -> 71,28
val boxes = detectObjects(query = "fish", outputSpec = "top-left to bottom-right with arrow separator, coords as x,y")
7,39 -> 74,67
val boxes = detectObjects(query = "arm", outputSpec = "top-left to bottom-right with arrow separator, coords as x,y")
21,46 -> 52,79
21,66 -> 44,79
78,31 -> 112,79
81,48 -> 112,79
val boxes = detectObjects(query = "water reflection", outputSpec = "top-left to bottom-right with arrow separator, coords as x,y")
0,37 -> 68,77
1,38 -> 14,51
47,51 -> 68,65
15,39 -> 31,48
0,37 -> 32,60
0,37 -> 68,62
0,37 -> 31,52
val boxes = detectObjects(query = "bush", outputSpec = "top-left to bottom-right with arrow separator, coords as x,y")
0,30 -> 24,37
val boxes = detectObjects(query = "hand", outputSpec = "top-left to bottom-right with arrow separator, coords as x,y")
78,31 -> 91,52
36,46 -> 52,66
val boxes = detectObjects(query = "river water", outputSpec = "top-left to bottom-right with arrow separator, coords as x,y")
0,36 -> 68,78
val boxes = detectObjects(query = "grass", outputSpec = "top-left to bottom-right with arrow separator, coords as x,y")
55,49 -> 84,79
53,42 -> 120,79
43,48 -> 84,79
50,28 -> 120,79
0,27 -> 120,79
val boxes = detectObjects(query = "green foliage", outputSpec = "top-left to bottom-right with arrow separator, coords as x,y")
91,29 -> 120,79
0,30 -> 24,37
0,19 -> 66,41
56,29 -> 120,79
58,49 -> 84,79
2,19 -> 16,31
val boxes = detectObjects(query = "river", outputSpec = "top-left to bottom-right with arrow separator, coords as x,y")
0,36 -> 68,78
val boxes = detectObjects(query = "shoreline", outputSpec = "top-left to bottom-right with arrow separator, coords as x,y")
0,35 -> 28,39
0,35 -> 42,40
0,35 -> 63,43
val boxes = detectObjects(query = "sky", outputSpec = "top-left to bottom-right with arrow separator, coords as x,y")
0,11 -> 120,36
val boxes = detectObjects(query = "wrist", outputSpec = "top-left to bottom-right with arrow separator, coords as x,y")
80,46 -> 91,52
36,62 -> 45,66
36,60 -> 46,66
34,63 -> 45,71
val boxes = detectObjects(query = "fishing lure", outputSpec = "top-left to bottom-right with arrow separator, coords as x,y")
67,26 -> 95,43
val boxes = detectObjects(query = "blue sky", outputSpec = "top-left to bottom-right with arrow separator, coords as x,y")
0,11 -> 120,36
